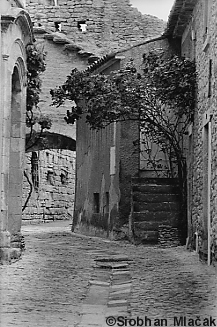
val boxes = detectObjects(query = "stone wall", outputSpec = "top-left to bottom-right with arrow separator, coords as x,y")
31,34 -> 86,138
22,149 -> 75,224
25,0 -> 166,56
181,0 -> 217,263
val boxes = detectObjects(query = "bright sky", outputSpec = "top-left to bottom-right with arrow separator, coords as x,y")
129,0 -> 175,21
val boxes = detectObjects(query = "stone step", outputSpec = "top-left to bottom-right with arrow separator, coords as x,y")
89,280 -> 110,286
133,192 -> 180,203
95,261 -> 129,269
132,177 -> 179,185
95,255 -> 131,262
132,184 -> 180,194
112,278 -> 132,285
134,220 -> 179,231
133,211 -> 180,222
133,201 -> 180,212
139,170 -> 175,178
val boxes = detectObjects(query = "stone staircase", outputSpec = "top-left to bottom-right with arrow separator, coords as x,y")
131,177 -> 181,245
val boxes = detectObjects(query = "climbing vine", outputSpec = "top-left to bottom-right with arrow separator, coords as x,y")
26,43 -> 52,151
23,43 -> 52,212
26,43 -> 46,112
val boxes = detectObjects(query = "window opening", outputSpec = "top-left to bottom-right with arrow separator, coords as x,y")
54,21 -> 61,32
60,172 -> 68,185
93,193 -> 100,213
47,171 -> 55,185
31,152 -> 39,191
77,20 -> 87,32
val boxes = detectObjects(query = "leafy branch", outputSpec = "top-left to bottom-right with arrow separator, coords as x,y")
26,43 -> 52,151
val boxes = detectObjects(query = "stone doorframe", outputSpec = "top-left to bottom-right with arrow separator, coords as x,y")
0,8 -> 34,263
0,56 -> 27,263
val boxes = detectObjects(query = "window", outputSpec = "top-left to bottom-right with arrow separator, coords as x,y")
47,171 -> 54,185
54,22 -> 61,32
31,152 -> 39,191
93,193 -> 100,213
60,172 -> 68,185
77,21 -> 87,32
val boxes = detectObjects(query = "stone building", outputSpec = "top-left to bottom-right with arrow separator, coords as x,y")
0,0 -> 34,263
73,0 -> 217,267
73,0 -> 217,266
73,37 -> 183,242
21,0 -> 166,224
166,0 -> 217,265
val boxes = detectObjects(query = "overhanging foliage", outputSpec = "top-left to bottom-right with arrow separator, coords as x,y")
51,50 -> 196,238
51,51 -> 196,131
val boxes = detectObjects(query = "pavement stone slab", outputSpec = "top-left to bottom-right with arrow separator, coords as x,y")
81,304 -> 107,314
89,280 -> 110,286
107,299 -> 129,307
79,313 -> 106,324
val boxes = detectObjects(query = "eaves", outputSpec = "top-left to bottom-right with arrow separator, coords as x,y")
85,35 -> 167,75
165,0 -> 198,38
33,27 -> 101,64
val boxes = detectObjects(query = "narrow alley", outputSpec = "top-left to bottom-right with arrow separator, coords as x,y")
0,221 -> 216,327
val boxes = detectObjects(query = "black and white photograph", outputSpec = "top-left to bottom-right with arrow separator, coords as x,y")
0,0 -> 217,326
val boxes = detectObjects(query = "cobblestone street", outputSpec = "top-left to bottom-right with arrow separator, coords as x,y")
0,221 -> 217,327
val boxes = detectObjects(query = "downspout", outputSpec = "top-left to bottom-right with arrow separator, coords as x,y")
108,121 -> 117,238
207,118 -> 212,265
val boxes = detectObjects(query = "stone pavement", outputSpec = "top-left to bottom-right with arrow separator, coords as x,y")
0,221 -> 217,327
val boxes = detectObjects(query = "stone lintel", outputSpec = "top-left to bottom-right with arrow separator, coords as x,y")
1,15 -> 16,33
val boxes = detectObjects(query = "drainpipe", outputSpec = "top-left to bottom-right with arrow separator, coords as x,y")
195,232 -> 199,253
108,122 -> 117,238
207,118 -> 212,266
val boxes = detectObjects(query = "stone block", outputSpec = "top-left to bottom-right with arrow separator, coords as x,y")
9,248 -> 22,260
0,248 -> 11,264
0,231 -> 11,248
89,280 -> 110,286
107,299 -> 128,307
